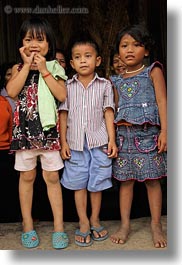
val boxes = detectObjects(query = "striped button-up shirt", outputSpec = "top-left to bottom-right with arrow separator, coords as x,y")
59,73 -> 115,151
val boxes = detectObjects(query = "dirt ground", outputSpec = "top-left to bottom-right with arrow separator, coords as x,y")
0,216 -> 167,251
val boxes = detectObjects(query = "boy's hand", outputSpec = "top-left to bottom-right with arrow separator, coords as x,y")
107,142 -> 118,158
60,142 -> 71,160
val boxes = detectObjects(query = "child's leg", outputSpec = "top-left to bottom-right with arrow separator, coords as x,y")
19,169 -> 36,232
42,170 -> 64,232
74,189 -> 91,244
145,179 -> 167,248
89,191 -> 108,239
110,180 -> 135,244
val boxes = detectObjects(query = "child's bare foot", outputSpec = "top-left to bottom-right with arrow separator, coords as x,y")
110,225 -> 130,244
151,222 -> 167,248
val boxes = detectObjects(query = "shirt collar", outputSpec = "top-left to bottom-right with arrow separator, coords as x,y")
67,72 -> 104,85
0,87 -> 8,97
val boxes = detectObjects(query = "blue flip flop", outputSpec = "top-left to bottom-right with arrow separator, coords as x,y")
21,230 -> 39,248
75,229 -> 93,247
52,232 -> 69,249
91,226 -> 109,241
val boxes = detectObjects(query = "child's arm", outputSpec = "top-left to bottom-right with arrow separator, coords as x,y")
34,53 -> 67,102
7,47 -> 35,98
109,77 -> 119,110
8,102 -> 13,143
59,110 -> 71,159
113,86 -> 119,110
104,107 -> 118,158
151,67 -> 167,153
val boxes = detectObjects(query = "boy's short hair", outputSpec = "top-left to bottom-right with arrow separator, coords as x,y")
68,30 -> 100,59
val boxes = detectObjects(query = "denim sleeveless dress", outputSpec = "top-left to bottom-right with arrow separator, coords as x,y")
110,62 -> 167,181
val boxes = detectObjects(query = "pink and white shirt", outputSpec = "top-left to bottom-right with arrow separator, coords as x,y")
59,73 -> 115,151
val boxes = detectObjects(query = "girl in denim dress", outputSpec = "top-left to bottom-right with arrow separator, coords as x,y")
110,24 -> 167,248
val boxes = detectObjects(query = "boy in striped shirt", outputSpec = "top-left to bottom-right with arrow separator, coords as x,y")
59,33 -> 118,247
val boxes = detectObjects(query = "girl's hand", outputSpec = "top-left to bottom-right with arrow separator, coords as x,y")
19,46 -> 35,66
158,130 -> 167,153
33,53 -> 47,74
60,142 -> 71,160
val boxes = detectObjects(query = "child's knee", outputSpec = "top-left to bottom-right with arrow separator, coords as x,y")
43,170 -> 59,185
145,179 -> 160,188
20,169 -> 36,182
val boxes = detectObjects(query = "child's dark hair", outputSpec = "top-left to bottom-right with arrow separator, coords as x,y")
68,30 -> 100,59
0,62 -> 15,90
18,17 -> 56,61
109,47 -> 119,67
56,48 -> 66,57
115,24 -> 154,53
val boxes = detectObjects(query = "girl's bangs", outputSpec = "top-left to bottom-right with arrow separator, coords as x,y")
27,26 -> 45,39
